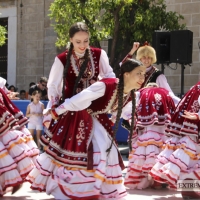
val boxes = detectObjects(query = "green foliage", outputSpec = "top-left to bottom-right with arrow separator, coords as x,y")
49,0 -> 185,68
0,25 -> 6,46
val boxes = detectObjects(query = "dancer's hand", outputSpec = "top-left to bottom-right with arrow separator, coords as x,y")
129,42 -> 140,55
182,110 -> 199,120
43,109 -> 51,116
7,92 -> 19,100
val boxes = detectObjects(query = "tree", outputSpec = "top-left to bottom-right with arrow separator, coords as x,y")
49,0 -> 185,72
0,25 -> 6,46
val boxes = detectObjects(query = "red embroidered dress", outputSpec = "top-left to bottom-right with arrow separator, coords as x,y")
27,47 -> 129,199
0,78 -> 39,196
150,82 -> 200,189
27,78 -> 129,199
41,47 -> 107,166
124,87 -> 176,189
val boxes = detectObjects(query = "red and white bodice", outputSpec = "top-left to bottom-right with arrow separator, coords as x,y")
47,47 -> 115,108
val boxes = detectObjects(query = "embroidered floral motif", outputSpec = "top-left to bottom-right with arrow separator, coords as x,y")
70,47 -> 96,93
57,126 -> 64,136
154,93 -> 162,110
51,95 -> 59,106
76,120 -> 85,145
58,104 -> 65,110
190,100 -> 200,113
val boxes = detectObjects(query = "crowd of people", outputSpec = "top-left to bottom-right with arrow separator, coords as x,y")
6,76 -> 48,100
1,22 -> 200,199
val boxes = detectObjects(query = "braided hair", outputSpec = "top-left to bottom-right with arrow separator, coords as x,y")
62,43 -> 73,100
62,22 -> 90,100
129,90 -> 136,151
106,59 -> 143,153
72,49 -> 90,95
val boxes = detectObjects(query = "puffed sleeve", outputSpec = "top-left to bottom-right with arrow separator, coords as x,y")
47,57 -> 63,107
0,77 -> 9,94
169,92 -> 181,106
121,101 -> 132,120
98,49 -> 115,79
121,91 -> 140,120
55,81 -> 106,115
0,77 -> 6,88
156,74 -> 174,93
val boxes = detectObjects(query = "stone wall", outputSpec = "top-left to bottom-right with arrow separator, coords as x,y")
0,0 -> 16,7
161,0 -> 200,95
16,0 -> 57,91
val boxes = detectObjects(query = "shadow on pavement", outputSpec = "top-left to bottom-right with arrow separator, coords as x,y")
127,188 -> 182,199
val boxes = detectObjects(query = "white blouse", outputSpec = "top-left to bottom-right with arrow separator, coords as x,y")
0,77 -> 9,94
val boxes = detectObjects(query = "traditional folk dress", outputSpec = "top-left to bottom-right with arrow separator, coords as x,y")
42,47 -> 115,127
26,78 -> 131,199
120,55 -> 180,132
124,87 -> 177,189
0,77 -> 39,196
150,82 -> 200,189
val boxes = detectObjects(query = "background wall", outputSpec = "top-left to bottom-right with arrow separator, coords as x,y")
162,0 -> 200,96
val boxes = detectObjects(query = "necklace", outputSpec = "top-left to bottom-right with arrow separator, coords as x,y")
74,51 -> 85,58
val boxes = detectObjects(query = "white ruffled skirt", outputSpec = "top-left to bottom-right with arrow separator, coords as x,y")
0,127 -> 38,196
27,117 -> 127,199
125,125 -> 168,189
150,135 -> 200,189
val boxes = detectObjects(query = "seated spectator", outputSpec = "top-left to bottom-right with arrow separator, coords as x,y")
20,90 -> 26,100
29,82 -> 35,88
28,77 -> 48,100
8,85 -> 18,92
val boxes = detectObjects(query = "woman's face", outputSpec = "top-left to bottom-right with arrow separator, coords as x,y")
140,56 -> 152,68
70,31 -> 89,54
124,66 -> 146,90
9,87 -> 15,92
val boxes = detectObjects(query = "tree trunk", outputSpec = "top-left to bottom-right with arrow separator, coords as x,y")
110,6 -> 122,67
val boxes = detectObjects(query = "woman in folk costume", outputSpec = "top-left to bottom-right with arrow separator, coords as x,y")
124,83 -> 179,189
42,22 -> 115,128
122,42 -> 175,92
0,77 -> 39,196
121,42 -> 180,133
149,81 -> 200,192
27,59 -> 146,199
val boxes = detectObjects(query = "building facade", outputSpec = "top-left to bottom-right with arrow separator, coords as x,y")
163,0 -> 200,95
0,0 -> 200,94
0,0 -> 57,91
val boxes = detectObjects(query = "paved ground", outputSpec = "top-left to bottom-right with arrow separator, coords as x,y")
3,145 -> 184,200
